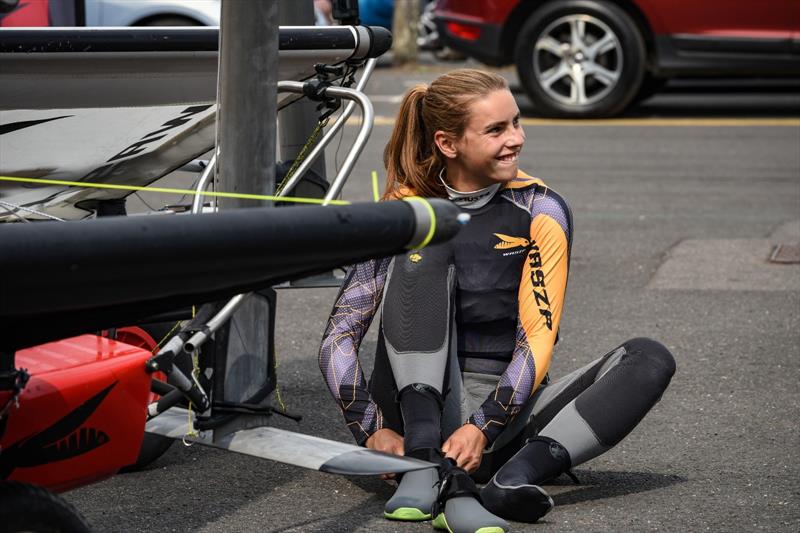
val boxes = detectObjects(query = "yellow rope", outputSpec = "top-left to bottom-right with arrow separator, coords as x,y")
184,304 -> 199,442
371,170 -> 380,202
4,173 -> 444,428
273,352 -> 288,413
0,175 -> 349,206
274,118 -> 329,196
153,321 -> 182,353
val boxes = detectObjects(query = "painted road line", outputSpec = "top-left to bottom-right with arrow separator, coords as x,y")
350,116 -> 800,127
369,95 -> 405,103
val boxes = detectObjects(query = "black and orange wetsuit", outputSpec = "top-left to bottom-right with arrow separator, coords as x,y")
319,171 -> 675,481
319,172 -> 569,442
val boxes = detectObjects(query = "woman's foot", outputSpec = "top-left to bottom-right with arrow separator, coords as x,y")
480,478 -> 553,524
384,466 -> 439,521
479,436 -> 569,523
384,448 -> 443,521
432,458 -> 508,533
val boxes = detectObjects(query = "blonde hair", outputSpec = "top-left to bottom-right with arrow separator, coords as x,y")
382,69 -> 508,199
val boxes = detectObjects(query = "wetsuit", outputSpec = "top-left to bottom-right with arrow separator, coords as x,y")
318,171 -> 675,484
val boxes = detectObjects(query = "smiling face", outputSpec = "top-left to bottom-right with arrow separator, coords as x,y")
435,89 -> 525,191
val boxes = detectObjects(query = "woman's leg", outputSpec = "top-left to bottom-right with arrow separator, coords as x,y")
481,337 -> 676,522
377,247 -> 507,532
380,245 -> 455,452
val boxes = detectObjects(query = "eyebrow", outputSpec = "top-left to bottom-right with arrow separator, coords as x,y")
483,113 -> 521,131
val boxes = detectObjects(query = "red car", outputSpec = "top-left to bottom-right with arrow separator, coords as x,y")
434,0 -> 800,117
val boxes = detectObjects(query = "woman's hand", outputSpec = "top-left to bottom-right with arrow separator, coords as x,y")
442,423 -> 488,473
366,428 -> 405,480
366,428 -> 405,456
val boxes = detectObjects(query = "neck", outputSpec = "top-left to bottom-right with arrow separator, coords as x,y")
443,161 -> 494,192
439,169 -> 501,209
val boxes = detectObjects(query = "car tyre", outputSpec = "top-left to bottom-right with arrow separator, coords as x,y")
514,0 -> 646,118
634,73 -> 667,104
0,482 -> 92,533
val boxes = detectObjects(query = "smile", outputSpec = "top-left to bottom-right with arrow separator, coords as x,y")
496,153 -> 519,163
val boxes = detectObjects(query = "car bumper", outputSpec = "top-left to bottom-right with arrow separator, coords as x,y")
434,15 -> 508,66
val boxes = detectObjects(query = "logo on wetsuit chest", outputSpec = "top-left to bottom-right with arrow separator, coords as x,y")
493,233 -> 530,256
528,241 -> 553,330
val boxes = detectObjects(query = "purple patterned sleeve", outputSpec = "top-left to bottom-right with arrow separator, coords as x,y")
468,321 -> 537,443
319,257 -> 391,445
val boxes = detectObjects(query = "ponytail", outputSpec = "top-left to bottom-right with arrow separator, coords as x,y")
382,85 -> 443,200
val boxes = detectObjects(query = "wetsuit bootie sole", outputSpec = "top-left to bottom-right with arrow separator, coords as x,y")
384,466 -> 438,521
431,496 -> 508,533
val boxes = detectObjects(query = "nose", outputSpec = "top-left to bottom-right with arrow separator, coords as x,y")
508,125 -> 525,148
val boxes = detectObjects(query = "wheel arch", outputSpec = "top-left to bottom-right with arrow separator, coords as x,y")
501,0 -> 657,72
132,13 -> 204,26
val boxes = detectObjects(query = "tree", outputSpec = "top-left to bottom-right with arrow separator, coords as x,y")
392,0 -> 419,66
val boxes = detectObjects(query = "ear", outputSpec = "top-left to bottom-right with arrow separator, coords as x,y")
434,130 -> 458,159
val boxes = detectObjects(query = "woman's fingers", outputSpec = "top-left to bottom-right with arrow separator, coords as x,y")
457,451 -> 476,472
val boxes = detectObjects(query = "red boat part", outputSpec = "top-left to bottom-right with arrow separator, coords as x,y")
0,335 -> 152,492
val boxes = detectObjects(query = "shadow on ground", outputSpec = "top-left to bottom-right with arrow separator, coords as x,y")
548,469 -> 687,506
341,469 -> 686,512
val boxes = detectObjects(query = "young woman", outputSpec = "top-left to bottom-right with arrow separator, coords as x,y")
318,69 -> 675,532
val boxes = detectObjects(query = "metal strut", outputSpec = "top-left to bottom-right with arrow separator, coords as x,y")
148,61 -> 378,422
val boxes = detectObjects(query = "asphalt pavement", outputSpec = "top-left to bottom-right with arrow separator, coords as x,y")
68,59 -> 800,532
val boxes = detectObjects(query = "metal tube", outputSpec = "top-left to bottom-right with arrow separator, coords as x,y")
277,57 -> 377,197
215,1 -> 277,209
191,153 -> 217,214
155,333 -> 186,359
183,293 -> 247,353
185,61 -> 376,359
276,82 -> 374,205
148,388 -> 184,418
322,85 -> 374,203
278,1 -> 326,179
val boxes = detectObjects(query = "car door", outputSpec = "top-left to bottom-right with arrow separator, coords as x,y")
637,0 -> 799,75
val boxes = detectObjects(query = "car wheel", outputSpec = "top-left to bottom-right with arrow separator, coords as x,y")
514,0 -> 646,118
0,482 -> 92,533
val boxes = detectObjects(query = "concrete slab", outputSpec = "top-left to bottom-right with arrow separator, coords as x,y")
648,238 -> 800,291
770,219 -> 800,243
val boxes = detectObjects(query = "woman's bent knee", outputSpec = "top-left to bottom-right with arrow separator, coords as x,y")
622,337 -> 676,391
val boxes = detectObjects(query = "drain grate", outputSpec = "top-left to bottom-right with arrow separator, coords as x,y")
769,243 -> 800,264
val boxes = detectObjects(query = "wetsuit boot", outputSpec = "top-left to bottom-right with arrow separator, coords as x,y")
480,436 -> 570,523
432,458 -> 508,533
384,448 -> 440,521
385,385 -> 444,521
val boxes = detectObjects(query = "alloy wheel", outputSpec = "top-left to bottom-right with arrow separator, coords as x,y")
532,14 -> 622,107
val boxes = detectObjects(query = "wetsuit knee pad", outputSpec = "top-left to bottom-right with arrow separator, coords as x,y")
621,337 -> 677,390
382,247 -> 455,392
574,338 -> 675,447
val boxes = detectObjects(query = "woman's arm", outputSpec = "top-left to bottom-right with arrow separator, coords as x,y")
319,257 -> 391,445
468,192 -> 572,445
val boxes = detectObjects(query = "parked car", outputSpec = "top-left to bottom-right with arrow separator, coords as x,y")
0,0 -> 219,27
434,0 -> 800,118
